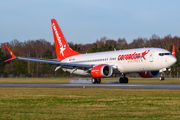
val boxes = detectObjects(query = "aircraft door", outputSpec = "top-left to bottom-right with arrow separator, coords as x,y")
149,51 -> 154,62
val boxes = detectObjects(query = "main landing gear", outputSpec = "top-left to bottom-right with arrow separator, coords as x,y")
92,78 -> 101,84
91,75 -> 129,84
119,74 -> 129,83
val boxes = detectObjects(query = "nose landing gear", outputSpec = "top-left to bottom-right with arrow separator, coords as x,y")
159,72 -> 165,81
159,76 -> 165,81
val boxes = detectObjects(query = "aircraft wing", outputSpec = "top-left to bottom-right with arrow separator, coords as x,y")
17,57 -> 93,68
4,44 -> 93,70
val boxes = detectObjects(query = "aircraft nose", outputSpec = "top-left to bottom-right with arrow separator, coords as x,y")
170,56 -> 177,65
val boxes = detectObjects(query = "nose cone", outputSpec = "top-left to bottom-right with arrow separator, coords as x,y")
170,56 -> 177,66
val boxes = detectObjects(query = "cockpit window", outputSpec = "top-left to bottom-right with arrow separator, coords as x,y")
159,53 -> 172,56
159,53 -> 164,56
165,53 -> 172,55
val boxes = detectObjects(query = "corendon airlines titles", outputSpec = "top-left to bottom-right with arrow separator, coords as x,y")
52,23 -> 66,56
118,50 -> 150,61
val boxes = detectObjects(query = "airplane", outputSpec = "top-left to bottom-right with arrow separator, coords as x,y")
5,19 -> 177,84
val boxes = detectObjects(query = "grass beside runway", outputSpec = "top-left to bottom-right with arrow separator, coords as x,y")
0,77 -> 180,84
0,88 -> 180,119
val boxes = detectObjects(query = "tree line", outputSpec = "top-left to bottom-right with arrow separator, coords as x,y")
0,34 -> 180,77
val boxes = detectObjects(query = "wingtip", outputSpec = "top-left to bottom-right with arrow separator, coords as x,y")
4,44 -> 16,61
4,57 -> 16,62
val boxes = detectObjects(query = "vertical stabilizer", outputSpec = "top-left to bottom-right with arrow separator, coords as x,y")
51,19 -> 81,60
172,45 -> 175,57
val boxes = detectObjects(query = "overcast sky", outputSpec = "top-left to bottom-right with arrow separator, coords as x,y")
0,0 -> 180,44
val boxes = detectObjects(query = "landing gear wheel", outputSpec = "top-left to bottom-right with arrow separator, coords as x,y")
92,78 -> 97,84
124,77 -> 129,83
159,76 -> 165,81
159,72 -> 165,81
119,77 -> 124,83
119,77 -> 129,83
97,78 -> 101,84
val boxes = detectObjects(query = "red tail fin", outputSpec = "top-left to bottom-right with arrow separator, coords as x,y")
51,19 -> 81,60
172,45 -> 175,57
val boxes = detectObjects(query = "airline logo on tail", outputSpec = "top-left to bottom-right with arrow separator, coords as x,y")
52,23 -> 66,56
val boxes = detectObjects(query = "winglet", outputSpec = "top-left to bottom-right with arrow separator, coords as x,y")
172,45 -> 175,57
4,44 -> 16,62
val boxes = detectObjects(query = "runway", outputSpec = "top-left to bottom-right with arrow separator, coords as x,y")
0,83 -> 180,89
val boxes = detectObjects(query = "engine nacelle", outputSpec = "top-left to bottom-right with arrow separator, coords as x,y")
91,64 -> 113,78
139,71 -> 159,78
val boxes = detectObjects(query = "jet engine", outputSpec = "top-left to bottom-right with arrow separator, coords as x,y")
91,64 -> 113,78
139,71 -> 159,78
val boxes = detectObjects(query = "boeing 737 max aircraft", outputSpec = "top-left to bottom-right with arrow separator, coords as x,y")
5,19 -> 177,84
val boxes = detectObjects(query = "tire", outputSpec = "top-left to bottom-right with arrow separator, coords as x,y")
124,77 -> 129,83
97,78 -> 101,84
119,77 -> 124,83
92,78 -> 97,84
159,76 -> 165,81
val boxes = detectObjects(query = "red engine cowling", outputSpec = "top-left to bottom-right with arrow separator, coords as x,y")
91,64 -> 113,78
139,71 -> 159,78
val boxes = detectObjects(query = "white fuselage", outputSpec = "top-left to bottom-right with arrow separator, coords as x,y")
61,48 -> 176,76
